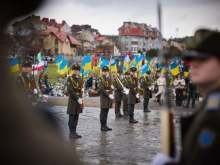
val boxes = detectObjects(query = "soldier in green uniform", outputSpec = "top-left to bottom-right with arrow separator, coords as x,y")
98,66 -> 114,131
152,29 -> 220,165
66,64 -> 83,139
122,71 -> 130,116
113,69 -> 124,118
16,59 -> 38,104
141,70 -> 152,112
127,67 -> 140,123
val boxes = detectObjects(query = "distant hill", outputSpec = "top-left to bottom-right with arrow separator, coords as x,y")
103,35 -> 118,42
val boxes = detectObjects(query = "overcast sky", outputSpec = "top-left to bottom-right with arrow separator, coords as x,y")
8,0 -> 220,39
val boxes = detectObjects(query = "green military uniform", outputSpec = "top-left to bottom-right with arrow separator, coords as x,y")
16,60 -> 36,104
141,71 -> 152,112
162,30 -> 220,165
122,71 -> 130,116
67,64 -> 82,139
98,66 -> 112,131
113,69 -> 124,118
127,67 -> 139,123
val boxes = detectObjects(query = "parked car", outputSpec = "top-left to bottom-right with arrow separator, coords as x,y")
5,55 -> 14,60
43,56 -> 55,62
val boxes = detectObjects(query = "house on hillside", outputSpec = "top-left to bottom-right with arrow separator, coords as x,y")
12,14 -> 71,35
31,28 -> 81,59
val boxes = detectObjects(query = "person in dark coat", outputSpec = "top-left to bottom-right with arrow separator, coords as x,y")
127,67 -> 140,123
66,64 -> 83,139
122,71 -> 130,116
141,70 -> 152,112
98,66 -> 114,131
152,29 -> 220,165
113,69 -> 124,118
16,59 -> 38,105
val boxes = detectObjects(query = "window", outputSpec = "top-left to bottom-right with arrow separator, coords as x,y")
131,41 -> 138,45
55,39 -> 59,53
125,29 -> 130,33
37,38 -> 44,44
125,36 -> 129,39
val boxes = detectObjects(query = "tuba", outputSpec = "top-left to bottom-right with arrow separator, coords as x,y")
116,77 -> 130,95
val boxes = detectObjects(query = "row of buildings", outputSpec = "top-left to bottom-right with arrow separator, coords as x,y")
9,14 -> 185,59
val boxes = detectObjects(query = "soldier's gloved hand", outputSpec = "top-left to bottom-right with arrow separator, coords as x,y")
33,88 -> 38,94
151,153 -> 180,165
123,88 -> 126,93
149,87 -> 152,90
109,94 -> 114,100
111,85 -> 114,89
81,88 -> 84,93
77,98 -> 83,104
135,93 -> 140,98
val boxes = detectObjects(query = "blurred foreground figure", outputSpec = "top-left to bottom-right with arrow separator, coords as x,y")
0,0 -> 81,164
152,29 -> 220,165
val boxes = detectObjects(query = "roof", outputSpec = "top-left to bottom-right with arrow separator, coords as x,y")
39,28 -> 81,46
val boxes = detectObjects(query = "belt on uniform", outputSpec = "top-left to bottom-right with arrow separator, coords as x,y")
133,88 -> 136,90
105,90 -> 110,92
28,95 -> 32,98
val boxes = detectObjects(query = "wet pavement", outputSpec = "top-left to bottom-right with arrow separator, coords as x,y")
39,100 -> 199,165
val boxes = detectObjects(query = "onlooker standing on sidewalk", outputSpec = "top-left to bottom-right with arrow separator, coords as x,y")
155,73 -> 166,105
173,74 -> 186,106
185,77 -> 197,108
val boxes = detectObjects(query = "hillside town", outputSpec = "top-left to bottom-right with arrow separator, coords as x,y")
2,14 -> 186,63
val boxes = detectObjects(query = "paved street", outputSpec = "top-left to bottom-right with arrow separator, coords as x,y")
39,98 -> 199,165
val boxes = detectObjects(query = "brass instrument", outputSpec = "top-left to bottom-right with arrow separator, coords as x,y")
116,77 -> 130,95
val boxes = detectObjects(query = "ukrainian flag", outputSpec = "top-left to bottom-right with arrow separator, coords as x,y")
83,70 -> 89,77
59,59 -> 68,75
123,55 -> 130,72
136,54 -> 143,69
55,55 -> 63,66
110,55 -> 117,73
82,55 -> 92,71
170,62 -> 180,76
141,62 -> 149,76
9,57 -> 19,72
55,55 -> 63,72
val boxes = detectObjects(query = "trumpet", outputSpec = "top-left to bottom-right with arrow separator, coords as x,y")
116,77 -> 130,95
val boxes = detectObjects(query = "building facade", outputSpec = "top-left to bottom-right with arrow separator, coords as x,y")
31,28 -> 81,58
118,22 -> 162,54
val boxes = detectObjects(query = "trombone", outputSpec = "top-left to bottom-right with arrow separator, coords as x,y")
116,77 -> 130,95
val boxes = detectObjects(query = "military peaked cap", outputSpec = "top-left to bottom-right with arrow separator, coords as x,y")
102,66 -> 109,72
72,64 -> 80,70
130,67 -> 137,72
125,71 -> 130,75
146,70 -> 151,75
22,59 -> 32,67
117,69 -> 123,74
183,29 -> 220,61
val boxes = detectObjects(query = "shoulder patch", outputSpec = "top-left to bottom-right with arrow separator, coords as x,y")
99,79 -> 101,82
128,78 -> 130,81
206,93 -> 220,111
17,79 -> 21,83
67,82 -> 70,85
199,129 -> 215,147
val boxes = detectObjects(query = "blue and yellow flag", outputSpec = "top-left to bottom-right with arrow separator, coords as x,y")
110,55 -> 117,73
59,59 -> 68,75
82,55 -> 92,71
55,55 -> 63,66
136,54 -> 143,69
9,57 -> 19,72
141,62 -> 149,76
170,62 -> 180,76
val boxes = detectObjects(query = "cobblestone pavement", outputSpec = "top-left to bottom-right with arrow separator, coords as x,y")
39,98 -> 200,165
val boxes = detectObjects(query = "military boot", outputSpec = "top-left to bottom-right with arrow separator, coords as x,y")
69,126 -> 82,139
100,121 -> 108,131
129,114 -> 138,123
104,120 -> 112,131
